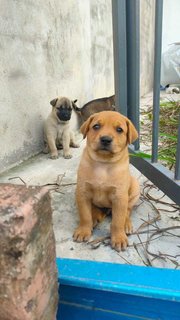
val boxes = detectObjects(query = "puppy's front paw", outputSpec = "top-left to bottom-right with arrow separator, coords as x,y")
111,232 -> 128,252
125,217 -> 133,235
50,153 -> 58,159
92,210 -> 107,227
73,226 -> 92,242
64,153 -> 72,159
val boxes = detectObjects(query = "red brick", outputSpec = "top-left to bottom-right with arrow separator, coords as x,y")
0,184 -> 58,320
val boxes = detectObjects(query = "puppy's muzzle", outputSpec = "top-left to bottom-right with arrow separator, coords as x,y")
57,109 -> 72,121
99,135 -> 112,150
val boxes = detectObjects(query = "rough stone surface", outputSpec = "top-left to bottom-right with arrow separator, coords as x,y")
0,184 -> 58,320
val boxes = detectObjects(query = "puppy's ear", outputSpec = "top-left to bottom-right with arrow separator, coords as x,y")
80,114 -> 95,139
126,119 -> 138,144
50,98 -> 58,107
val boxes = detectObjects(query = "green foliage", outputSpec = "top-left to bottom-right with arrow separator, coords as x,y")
129,152 -> 151,159
159,132 -> 177,141
140,100 -> 179,169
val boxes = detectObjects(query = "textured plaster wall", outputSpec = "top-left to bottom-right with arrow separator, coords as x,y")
0,0 -> 155,173
0,0 -> 114,173
140,0 -> 155,97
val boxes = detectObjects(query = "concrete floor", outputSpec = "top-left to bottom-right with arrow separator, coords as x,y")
0,132 -> 179,269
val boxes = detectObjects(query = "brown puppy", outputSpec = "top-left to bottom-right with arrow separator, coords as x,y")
73,111 -> 140,251
73,95 -> 116,122
43,97 -> 79,159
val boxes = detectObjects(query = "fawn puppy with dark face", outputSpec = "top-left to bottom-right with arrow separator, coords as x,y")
73,111 -> 140,251
43,97 -> 79,159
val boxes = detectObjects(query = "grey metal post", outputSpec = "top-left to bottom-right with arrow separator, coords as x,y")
175,116 -> 180,180
112,0 -> 127,116
126,0 -> 140,150
152,0 -> 163,162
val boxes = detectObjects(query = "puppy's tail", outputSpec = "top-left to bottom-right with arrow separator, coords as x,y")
72,100 -> 82,114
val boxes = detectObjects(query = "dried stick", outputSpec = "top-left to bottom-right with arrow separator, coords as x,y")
145,226 -> 180,262
8,176 -> 26,185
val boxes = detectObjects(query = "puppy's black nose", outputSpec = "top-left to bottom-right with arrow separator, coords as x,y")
100,136 -> 112,145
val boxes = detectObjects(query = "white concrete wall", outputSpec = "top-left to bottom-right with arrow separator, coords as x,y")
0,0 -> 155,173
140,0 -> 155,97
162,0 -> 180,53
0,0 -> 114,173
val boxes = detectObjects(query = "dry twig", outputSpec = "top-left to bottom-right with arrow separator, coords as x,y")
8,176 -> 26,185
145,226 -> 180,267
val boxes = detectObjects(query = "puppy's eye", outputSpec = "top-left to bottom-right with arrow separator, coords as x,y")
116,127 -> 123,133
93,124 -> 101,130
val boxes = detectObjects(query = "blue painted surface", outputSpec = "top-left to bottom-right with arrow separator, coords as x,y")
56,258 -> 180,319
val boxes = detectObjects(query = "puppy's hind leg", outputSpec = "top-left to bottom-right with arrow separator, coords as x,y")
42,142 -> 49,154
92,205 -> 109,228
56,138 -> 63,150
70,131 -> 79,148
125,177 -> 140,234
